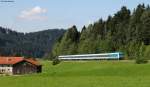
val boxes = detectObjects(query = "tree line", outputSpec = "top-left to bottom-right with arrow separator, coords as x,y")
51,4 -> 150,62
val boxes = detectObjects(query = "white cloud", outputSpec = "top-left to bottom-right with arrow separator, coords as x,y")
19,6 -> 47,21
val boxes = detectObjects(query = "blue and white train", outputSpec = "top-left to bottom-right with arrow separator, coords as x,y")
58,52 -> 124,60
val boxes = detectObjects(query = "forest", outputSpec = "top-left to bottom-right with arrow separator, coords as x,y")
51,4 -> 150,62
0,27 -> 65,58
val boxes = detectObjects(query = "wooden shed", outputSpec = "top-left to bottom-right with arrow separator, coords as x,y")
0,57 -> 42,75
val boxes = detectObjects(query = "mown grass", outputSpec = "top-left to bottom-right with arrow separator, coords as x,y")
0,60 -> 150,87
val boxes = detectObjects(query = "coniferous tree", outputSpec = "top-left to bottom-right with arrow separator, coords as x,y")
52,4 -> 150,62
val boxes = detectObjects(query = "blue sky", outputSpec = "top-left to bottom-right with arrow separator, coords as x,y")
0,0 -> 150,32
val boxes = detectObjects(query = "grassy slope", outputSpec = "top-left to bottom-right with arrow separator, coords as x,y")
0,61 -> 150,87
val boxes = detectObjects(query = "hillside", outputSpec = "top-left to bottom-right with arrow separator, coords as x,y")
0,27 -> 65,58
52,4 -> 150,60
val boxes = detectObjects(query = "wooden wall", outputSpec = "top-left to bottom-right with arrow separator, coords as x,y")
13,61 -> 40,75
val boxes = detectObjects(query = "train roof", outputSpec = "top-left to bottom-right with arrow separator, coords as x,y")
59,52 -> 123,57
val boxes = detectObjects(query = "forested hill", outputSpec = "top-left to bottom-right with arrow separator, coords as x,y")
52,4 -> 150,60
0,27 -> 65,58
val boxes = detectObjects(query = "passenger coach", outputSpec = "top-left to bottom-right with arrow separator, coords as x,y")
58,52 -> 124,60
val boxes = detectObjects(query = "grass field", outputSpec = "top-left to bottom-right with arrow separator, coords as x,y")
0,60 -> 150,87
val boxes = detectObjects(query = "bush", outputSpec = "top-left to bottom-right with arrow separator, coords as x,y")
144,45 -> 150,60
52,58 -> 61,65
135,43 -> 148,64
135,58 -> 148,64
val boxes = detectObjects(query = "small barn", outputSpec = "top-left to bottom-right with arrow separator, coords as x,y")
0,57 -> 42,75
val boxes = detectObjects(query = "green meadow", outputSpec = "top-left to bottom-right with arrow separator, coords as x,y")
0,61 -> 150,87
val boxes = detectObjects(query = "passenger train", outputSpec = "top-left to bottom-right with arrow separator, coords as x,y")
58,52 -> 124,60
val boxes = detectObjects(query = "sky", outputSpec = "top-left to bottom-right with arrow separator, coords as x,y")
0,0 -> 150,32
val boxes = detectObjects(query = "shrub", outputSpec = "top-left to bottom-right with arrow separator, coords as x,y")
136,57 -> 148,64
52,58 -> 61,65
135,43 -> 148,64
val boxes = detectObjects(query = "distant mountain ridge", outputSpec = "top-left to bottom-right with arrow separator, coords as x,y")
0,26 -> 66,58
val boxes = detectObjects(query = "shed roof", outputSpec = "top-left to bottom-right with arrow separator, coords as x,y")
0,57 -> 41,66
